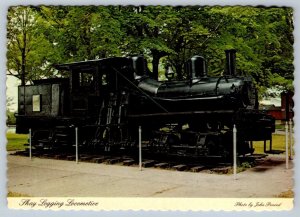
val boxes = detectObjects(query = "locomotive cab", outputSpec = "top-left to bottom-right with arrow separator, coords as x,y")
55,57 -> 135,118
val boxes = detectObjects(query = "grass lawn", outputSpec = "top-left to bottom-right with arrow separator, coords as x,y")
276,189 -> 294,198
7,191 -> 30,197
253,134 -> 293,154
6,133 -> 28,151
6,132 -> 292,156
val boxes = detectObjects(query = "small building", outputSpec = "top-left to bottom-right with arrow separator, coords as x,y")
263,91 -> 294,121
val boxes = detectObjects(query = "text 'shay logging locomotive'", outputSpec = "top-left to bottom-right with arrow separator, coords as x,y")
15,49 -> 275,159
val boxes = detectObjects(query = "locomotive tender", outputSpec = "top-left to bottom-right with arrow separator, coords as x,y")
15,49 -> 275,158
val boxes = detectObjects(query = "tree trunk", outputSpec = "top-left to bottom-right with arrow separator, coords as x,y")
151,49 -> 169,80
21,48 -> 26,86
175,63 -> 183,80
152,54 -> 160,80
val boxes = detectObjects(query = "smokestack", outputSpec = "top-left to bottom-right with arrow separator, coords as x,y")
225,49 -> 236,76
131,56 -> 147,79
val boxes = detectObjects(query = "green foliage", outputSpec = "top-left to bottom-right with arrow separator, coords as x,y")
240,162 -> 252,169
6,97 -> 16,125
6,110 -> 16,125
7,6 -> 55,84
7,191 -> 31,197
6,6 -> 294,94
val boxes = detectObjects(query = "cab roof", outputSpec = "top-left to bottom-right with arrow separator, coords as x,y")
54,57 -> 131,71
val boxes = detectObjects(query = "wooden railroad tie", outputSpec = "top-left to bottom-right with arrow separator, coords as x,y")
154,163 -> 170,169
191,166 -> 206,172
66,155 -> 75,161
172,164 -> 187,171
142,160 -> 156,168
122,159 -> 135,166
105,157 -> 121,164
79,156 -> 93,162
211,166 -> 231,174
91,157 -> 107,163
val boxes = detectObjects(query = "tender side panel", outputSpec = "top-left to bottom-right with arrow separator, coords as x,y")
16,83 -> 63,134
18,84 -> 52,116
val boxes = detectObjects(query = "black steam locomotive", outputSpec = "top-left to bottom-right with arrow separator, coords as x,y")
15,50 -> 275,158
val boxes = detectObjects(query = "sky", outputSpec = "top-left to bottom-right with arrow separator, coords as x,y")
6,75 -> 19,112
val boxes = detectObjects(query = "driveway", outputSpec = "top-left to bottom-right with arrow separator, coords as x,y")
7,154 -> 293,197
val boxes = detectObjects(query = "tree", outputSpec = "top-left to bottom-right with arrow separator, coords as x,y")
37,6 -> 124,63
190,6 -> 294,94
164,6 -> 212,79
7,5 -> 294,95
6,97 -> 16,125
7,6 -> 54,84
117,6 -> 175,79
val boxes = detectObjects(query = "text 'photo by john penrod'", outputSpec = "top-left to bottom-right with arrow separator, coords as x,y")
6,5 -> 294,211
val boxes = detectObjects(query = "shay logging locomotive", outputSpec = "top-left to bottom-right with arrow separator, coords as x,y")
15,49 -> 275,159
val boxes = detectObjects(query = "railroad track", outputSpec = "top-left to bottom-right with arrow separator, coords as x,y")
12,149 -> 267,174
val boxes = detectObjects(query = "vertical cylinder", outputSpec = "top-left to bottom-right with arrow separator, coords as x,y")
191,56 -> 207,78
132,56 -> 146,78
289,119 -> 293,160
233,125 -> 237,180
139,126 -> 142,171
29,128 -> 32,160
285,122 -> 289,169
75,127 -> 78,164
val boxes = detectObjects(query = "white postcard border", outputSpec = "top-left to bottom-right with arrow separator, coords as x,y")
7,197 -> 294,211
1,0 -> 300,216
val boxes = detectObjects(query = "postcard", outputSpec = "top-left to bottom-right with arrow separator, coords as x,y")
4,2 -> 296,213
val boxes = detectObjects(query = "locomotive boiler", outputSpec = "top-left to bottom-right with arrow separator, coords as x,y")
15,49 -> 275,158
